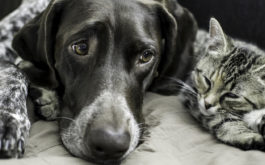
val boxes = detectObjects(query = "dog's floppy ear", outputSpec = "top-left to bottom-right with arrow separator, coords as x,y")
12,0 -> 65,89
149,0 -> 198,95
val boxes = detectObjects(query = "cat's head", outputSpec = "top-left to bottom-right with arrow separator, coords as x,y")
193,18 -> 265,116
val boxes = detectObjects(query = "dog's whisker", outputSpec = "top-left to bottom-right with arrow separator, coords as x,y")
54,117 -> 80,128
54,116 -> 76,122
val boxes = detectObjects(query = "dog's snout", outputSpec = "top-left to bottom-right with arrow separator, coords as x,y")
89,127 -> 130,160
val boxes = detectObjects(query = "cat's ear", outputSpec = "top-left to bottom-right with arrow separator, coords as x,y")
208,18 -> 231,53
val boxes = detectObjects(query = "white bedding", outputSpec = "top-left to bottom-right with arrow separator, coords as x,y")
1,93 -> 265,165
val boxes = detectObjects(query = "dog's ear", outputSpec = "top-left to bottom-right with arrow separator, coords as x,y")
149,0 -> 198,95
12,0 -> 65,89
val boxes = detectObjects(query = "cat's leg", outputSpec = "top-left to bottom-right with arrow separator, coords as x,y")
244,109 -> 265,138
204,113 -> 264,150
0,61 -> 30,158
29,85 -> 60,121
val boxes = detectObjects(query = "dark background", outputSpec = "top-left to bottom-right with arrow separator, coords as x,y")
0,0 -> 21,20
1,0 -> 265,49
179,0 -> 265,49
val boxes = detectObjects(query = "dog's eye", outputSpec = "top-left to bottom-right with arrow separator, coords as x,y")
72,41 -> 88,55
139,49 -> 154,63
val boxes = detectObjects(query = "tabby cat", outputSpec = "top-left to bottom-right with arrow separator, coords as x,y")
181,18 -> 265,150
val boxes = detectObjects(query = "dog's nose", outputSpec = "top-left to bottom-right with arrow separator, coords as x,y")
89,127 -> 130,160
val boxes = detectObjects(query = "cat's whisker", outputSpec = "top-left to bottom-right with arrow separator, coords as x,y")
160,76 -> 199,97
172,83 -> 198,95
162,76 -> 197,92
172,86 -> 197,97
174,80 -> 197,93
182,89 -> 197,96
173,83 -> 196,92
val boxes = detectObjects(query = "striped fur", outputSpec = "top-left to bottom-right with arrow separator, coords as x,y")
180,18 -> 265,150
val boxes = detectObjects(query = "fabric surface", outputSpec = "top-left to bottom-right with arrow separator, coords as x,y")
1,92 -> 265,165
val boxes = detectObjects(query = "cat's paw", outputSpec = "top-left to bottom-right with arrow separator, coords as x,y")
29,86 -> 60,121
257,115 -> 265,138
243,111 -> 265,141
230,133 -> 265,150
0,112 -> 29,158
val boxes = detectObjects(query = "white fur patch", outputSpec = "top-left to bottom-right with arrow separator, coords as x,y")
198,98 -> 218,116
257,77 -> 265,86
253,64 -> 265,73
243,109 -> 265,131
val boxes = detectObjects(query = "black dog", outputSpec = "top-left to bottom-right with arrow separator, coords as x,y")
12,0 -> 196,164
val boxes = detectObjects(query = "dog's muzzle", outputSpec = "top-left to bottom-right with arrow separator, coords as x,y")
60,91 -> 140,162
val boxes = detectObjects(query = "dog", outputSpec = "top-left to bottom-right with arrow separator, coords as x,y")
1,0 -> 197,164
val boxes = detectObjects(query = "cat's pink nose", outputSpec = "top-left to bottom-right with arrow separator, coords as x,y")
204,101 -> 213,109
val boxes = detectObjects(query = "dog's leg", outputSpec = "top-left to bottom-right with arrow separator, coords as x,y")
0,61 -> 30,158
29,85 -> 60,121
0,0 -> 51,158
17,61 -> 60,121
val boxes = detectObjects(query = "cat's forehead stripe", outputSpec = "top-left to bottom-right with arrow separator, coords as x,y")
222,48 -> 258,84
253,64 -> 265,73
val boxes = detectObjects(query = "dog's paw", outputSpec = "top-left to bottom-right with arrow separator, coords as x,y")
0,112 -> 29,158
29,86 -> 60,121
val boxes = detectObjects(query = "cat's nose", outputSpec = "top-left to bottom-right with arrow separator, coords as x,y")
204,101 -> 213,109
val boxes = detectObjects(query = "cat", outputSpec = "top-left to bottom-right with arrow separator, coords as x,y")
180,18 -> 265,150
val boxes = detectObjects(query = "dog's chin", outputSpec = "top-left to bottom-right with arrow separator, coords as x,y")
60,132 -> 126,165
84,157 -> 122,165
68,140 -> 128,165
59,112 -> 141,164
59,120 -> 142,165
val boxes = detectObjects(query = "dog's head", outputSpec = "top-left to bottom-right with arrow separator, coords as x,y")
13,0 -> 196,164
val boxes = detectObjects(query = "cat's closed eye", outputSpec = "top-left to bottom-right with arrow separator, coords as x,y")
222,92 -> 239,99
220,93 -> 256,111
193,69 -> 211,94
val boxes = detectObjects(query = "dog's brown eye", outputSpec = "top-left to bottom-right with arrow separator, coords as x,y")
72,41 -> 88,55
139,50 -> 154,63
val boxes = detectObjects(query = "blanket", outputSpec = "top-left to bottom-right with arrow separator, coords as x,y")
1,93 -> 265,165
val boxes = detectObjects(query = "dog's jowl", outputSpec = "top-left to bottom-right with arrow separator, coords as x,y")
11,0 -> 196,164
